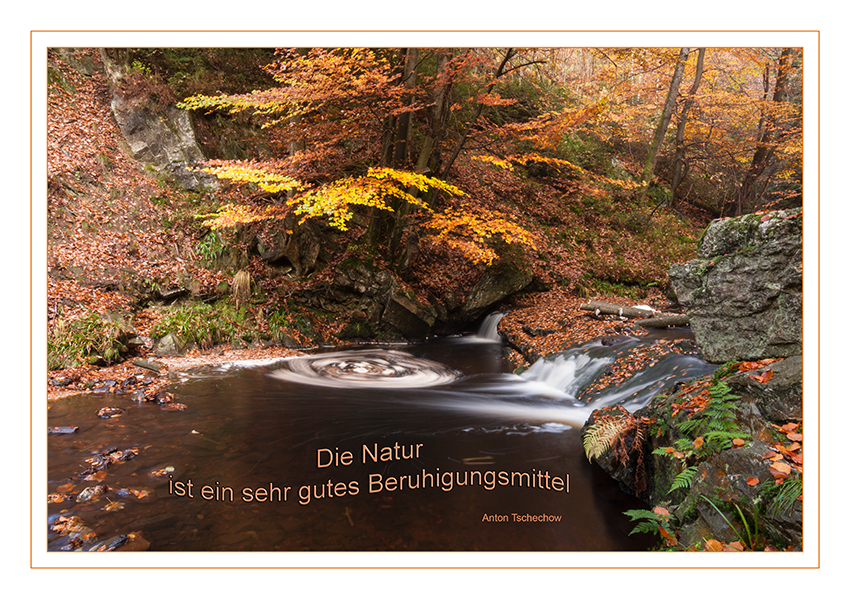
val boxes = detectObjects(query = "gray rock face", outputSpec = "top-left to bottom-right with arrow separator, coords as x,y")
726,355 -> 803,423
110,95 -> 219,191
669,208 -> 802,363
461,263 -> 532,320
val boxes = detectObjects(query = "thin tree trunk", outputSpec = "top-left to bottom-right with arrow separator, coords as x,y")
670,48 -> 706,208
639,47 -> 690,202
440,48 -> 516,179
737,47 -> 792,215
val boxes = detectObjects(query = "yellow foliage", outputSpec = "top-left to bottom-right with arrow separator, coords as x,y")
197,166 -> 467,232
196,203 -> 289,230
200,164 -> 303,194
473,153 -> 641,191
423,206 -> 538,266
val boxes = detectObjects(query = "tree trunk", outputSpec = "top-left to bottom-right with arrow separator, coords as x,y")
736,47 -> 793,215
580,301 -> 688,327
388,49 -> 422,262
368,49 -> 418,249
580,301 -> 657,319
670,48 -> 706,208
639,47 -> 690,202
440,48 -> 516,180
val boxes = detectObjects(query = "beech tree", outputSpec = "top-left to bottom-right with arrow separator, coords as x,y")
180,48 -> 541,267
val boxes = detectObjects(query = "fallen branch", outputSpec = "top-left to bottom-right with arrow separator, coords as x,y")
580,301 -> 656,319
579,300 -> 689,328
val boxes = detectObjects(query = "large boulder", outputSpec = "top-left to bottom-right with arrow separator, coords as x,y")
110,97 -> 219,191
668,208 -> 802,363
461,261 -> 533,321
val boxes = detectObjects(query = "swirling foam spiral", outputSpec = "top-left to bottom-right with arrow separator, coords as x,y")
269,349 -> 460,388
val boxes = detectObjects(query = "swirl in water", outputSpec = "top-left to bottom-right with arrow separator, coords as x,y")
269,349 -> 460,388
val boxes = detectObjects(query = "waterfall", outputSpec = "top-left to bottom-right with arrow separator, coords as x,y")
474,312 -> 505,342
520,352 -> 613,400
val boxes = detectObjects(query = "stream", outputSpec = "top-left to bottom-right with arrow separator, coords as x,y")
47,315 -> 716,552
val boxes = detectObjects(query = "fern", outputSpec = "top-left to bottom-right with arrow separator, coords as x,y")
623,509 -> 662,535
623,508 -> 679,546
653,378 -> 752,498
669,465 -> 698,493
583,406 -> 649,494
583,419 -> 629,462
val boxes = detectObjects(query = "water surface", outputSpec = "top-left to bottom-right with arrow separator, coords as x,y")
47,323 -> 714,551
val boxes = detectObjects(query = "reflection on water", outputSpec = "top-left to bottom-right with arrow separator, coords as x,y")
47,325 -> 714,552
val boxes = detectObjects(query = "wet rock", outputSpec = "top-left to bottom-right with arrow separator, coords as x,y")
132,358 -> 165,372
461,262 -> 533,321
79,446 -> 139,479
96,406 -> 124,418
89,535 -> 129,551
114,532 -> 151,551
381,290 -> 437,340
115,487 -> 154,501
76,484 -> 110,503
726,356 -> 802,423
49,515 -> 98,551
93,380 -> 118,393
50,376 -> 74,387
48,426 -> 78,434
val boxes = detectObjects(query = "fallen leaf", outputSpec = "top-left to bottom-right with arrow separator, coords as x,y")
771,461 -> 792,475
748,369 -> 774,383
705,539 -> 724,551
694,436 -> 704,450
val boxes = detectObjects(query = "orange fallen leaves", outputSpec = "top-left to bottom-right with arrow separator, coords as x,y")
748,369 -> 774,384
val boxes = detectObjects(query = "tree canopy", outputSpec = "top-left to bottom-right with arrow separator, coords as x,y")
177,46 -> 802,269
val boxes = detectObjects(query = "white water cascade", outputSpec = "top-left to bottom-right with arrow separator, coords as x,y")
473,312 -> 505,342
520,352 -> 614,400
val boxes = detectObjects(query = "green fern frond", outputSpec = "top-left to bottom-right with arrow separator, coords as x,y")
669,465 -> 699,493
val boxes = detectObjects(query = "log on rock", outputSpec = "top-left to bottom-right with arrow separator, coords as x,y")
635,314 -> 690,328
579,301 -> 657,319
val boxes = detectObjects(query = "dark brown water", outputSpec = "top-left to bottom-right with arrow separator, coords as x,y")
47,326 -> 715,552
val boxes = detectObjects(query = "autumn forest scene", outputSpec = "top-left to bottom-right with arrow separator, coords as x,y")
46,46 -> 804,555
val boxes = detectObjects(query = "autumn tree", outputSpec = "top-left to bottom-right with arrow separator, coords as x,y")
735,47 -> 798,215
670,48 -> 706,208
179,48 -> 542,268
564,47 -> 802,216
639,47 -> 690,202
